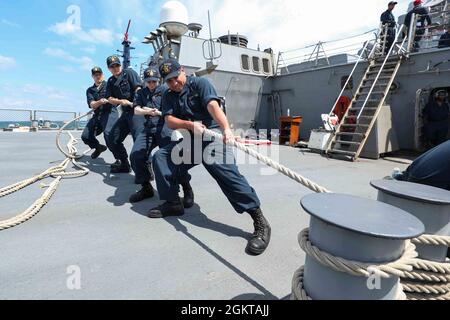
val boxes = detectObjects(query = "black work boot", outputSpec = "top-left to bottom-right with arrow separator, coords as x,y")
129,184 -> 155,203
148,200 -> 184,219
110,159 -> 131,174
246,208 -> 271,256
91,145 -> 107,160
181,182 -> 194,209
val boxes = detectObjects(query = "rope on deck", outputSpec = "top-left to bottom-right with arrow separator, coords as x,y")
0,112 -> 92,231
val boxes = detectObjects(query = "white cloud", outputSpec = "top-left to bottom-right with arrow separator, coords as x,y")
0,84 -> 85,111
0,55 -> 17,70
81,46 -> 97,54
49,22 -> 114,45
59,66 -> 77,73
44,48 -> 94,71
1,19 -> 20,28
185,0 -> 411,52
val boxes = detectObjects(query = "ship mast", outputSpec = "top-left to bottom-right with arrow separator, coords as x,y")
117,19 -> 135,69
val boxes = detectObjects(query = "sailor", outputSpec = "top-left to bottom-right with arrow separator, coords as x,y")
81,67 -> 118,159
380,1 -> 398,54
393,139 -> 450,190
150,59 -> 271,256
129,67 -> 194,205
105,55 -> 144,173
404,0 -> 432,52
423,90 -> 450,148
438,26 -> 450,49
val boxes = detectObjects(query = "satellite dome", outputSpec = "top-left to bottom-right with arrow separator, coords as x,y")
160,1 -> 189,38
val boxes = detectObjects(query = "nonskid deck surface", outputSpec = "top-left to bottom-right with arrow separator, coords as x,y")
0,132 -> 408,300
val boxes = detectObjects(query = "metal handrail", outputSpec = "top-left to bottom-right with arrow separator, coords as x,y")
356,24 -> 407,120
326,23 -> 383,119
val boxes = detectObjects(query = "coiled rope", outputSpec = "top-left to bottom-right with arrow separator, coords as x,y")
291,228 -> 415,300
0,112 -> 92,230
402,235 -> 450,300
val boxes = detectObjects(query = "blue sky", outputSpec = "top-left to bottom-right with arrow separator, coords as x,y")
0,0 -> 411,113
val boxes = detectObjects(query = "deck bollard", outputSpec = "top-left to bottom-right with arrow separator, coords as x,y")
292,193 -> 424,300
371,180 -> 450,300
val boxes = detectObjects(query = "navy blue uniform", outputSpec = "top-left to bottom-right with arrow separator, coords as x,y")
438,32 -> 450,48
106,68 -> 144,161
130,85 -> 176,185
398,140 -> 450,191
380,10 -> 396,53
423,100 -> 450,146
153,76 -> 261,213
404,6 -> 432,51
82,81 -> 119,151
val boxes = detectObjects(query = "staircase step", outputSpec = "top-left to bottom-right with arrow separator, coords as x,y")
357,91 -> 385,96
363,76 -> 392,84
349,107 -> 378,112
332,140 -> 361,146
336,132 -> 365,137
340,123 -> 370,128
355,99 -> 380,103
366,70 -> 394,75
372,61 -> 398,68
329,149 -> 357,156
345,115 -> 373,120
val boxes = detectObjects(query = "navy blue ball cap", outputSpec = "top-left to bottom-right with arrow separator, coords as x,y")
159,59 -> 182,82
143,67 -> 160,82
107,55 -> 121,68
91,66 -> 103,75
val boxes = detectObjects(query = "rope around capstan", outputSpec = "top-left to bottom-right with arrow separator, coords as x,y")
291,228 -> 416,300
201,128 -> 450,299
0,112 -> 92,231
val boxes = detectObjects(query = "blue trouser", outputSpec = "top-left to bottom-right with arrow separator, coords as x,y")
81,108 -> 118,151
153,132 -> 261,213
109,107 -> 145,161
131,122 -> 174,185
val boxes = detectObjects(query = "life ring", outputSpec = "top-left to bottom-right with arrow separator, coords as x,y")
333,96 -> 351,122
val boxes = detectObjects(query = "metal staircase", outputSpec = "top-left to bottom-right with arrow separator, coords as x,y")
326,22 -> 413,161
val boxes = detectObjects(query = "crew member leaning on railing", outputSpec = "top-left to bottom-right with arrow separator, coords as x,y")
404,0 -> 432,52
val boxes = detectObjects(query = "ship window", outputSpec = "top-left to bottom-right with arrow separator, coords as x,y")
262,58 -> 271,74
341,76 -> 353,90
252,57 -> 261,73
241,55 -> 250,71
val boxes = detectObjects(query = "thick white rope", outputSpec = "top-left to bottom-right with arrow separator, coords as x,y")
291,266 -> 407,301
0,112 -> 92,231
203,129 -> 332,194
406,292 -> 450,301
298,228 -> 418,279
413,234 -> 450,247
202,128 -> 450,299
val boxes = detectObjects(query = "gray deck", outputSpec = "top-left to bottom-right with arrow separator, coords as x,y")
0,132 -> 409,300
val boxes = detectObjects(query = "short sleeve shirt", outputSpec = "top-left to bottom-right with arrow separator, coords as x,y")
105,68 -> 143,103
161,76 -> 221,129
